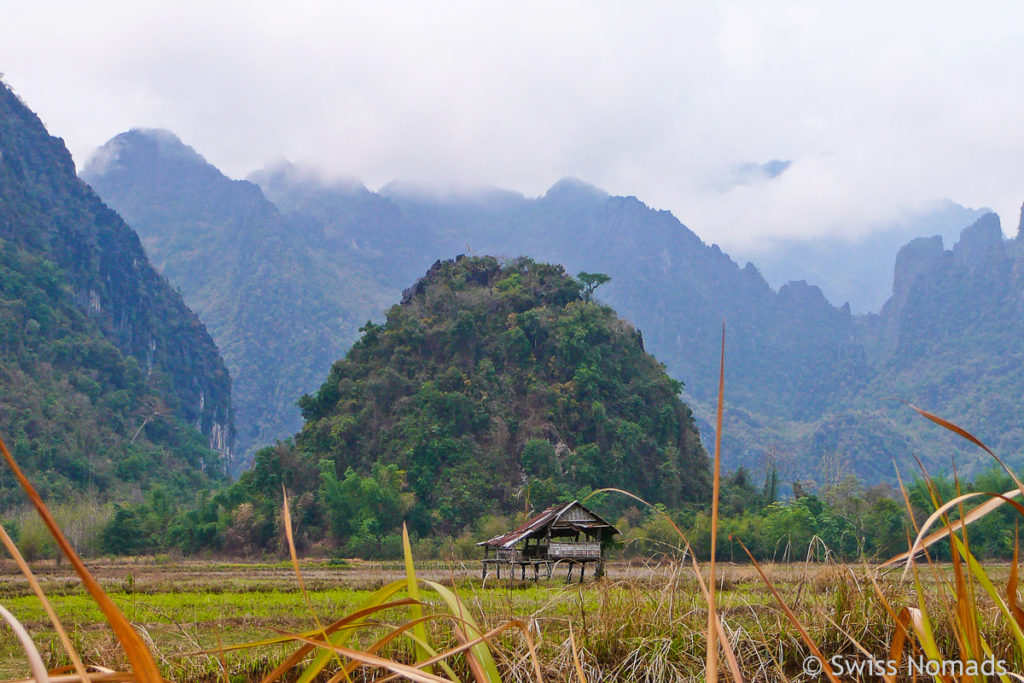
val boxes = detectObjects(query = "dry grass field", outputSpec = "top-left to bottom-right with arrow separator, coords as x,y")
2,369 -> 1022,680
0,555 -> 1018,681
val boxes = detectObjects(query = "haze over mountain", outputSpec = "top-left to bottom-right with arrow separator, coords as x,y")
730,200 -> 989,314
84,129 -> 1024,488
0,83 -> 232,504
8,2 -> 1024,255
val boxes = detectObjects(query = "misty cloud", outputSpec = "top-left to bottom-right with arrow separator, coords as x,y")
3,1 -> 1024,248
725,159 -> 792,189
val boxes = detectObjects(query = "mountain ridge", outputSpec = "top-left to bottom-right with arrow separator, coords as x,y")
82,129 -> 1024,488
0,82 -> 233,502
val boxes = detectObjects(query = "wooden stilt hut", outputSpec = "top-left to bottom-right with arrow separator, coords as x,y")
478,500 -> 619,582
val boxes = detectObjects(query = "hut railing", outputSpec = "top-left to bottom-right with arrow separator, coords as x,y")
548,541 -> 601,559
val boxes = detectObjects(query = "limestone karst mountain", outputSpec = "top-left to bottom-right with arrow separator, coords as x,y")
85,130 -> 1024,486
83,133 -> 395,471
0,82 -> 233,502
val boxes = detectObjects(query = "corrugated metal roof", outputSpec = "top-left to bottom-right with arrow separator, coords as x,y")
478,500 -> 619,548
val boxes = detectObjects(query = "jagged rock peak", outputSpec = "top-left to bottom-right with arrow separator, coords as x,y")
892,235 -> 944,301
83,128 -> 202,176
1017,202 -> 1024,240
953,212 -> 1004,267
541,177 -> 609,205
778,279 -> 830,308
738,261 -> 772,290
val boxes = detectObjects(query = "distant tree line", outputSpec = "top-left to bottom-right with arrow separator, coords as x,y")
49,463 -> 1021,562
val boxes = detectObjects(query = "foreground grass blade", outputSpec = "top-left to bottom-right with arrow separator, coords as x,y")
1010,526 -> 1024,629
0,522 -> 88,680
281,486 -> 341,674
884,490 -> 1021,574
908,564 -> 945,670
451,628 -> 485,683
734,537 -> 839,683
585,487 -> 743,682
881,608 -> 915,683
949,533 -> 1024,655
403,524 -> 433,675
291,580 -> 408,683
0,604 -> 50,683
569,623 -> 587,683
423,581 -> 503,682
707,323 -> 725,683
280,630 -> 452,683
0,434 -> 162,682
907,403 -> 1024,498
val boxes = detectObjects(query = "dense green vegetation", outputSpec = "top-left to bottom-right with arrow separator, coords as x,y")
91,257 -> 709,555
238,256 -> 710,550
0,241 -> 222,507
0,82 -> 231,507
85,455 -> 1024,562
86,256 -> 1024,564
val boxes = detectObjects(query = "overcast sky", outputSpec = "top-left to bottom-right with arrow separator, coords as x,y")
2,1 -> 1023,249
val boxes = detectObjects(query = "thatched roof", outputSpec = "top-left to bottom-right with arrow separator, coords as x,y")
478,500 -> 619,549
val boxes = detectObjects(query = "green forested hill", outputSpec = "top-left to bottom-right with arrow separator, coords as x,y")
224,256 -> 709,551
0,82 -> 232,504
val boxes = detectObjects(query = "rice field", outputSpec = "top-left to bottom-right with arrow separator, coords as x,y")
0,555 -> 1019,681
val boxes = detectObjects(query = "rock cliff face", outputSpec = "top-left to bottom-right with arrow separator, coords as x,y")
893,214 -> 1016,361
0,82 -> 233,470
847,212 -> 1024,478
892,237 -> 945,307
953,213 -> 1005,269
